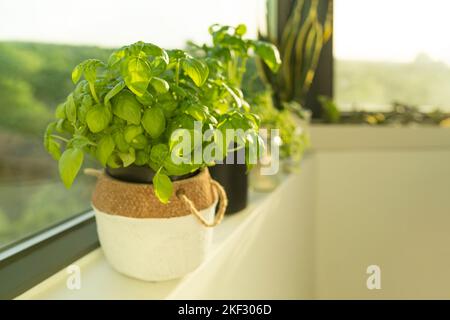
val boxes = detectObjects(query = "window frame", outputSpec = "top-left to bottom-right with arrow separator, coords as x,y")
0,211 -> 98,299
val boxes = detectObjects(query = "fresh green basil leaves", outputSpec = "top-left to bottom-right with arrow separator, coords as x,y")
44,25 -> 268,203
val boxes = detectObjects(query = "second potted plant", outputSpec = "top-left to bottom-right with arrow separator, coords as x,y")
189,24 -> 282,213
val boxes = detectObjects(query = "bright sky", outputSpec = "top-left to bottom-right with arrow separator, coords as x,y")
0,0 -> 263,48
1,0 -> 449,64
334,0 -> 450,65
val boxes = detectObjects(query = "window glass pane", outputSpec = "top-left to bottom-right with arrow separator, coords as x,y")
334,0 -> 450,112
0,0 -> 264,249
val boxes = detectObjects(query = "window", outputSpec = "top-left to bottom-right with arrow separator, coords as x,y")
334,0 -> 450,112
0,0 -> 266,298
0,0 -> 264,248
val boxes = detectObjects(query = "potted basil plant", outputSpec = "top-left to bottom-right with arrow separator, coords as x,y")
43,41 -> 263,281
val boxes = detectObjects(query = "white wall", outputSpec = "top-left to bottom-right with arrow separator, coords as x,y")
310,125 -> 450,299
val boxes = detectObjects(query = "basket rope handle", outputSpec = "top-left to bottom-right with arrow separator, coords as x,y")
177,179 -> 228,228
84,168 -> 103,178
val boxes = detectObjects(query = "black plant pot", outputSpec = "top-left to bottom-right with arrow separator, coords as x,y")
209,162 -> 248,215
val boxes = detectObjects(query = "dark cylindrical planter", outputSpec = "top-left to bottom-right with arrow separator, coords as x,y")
209,162 -> 248,215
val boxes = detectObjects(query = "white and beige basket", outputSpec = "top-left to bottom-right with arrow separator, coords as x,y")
85,168 -> 227,282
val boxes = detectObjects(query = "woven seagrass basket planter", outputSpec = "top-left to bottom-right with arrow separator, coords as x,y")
86,167 -> 227,282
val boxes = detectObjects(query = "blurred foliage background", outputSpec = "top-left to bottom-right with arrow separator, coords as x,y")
335,54 -> 450,112
0,42 -> 111,248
